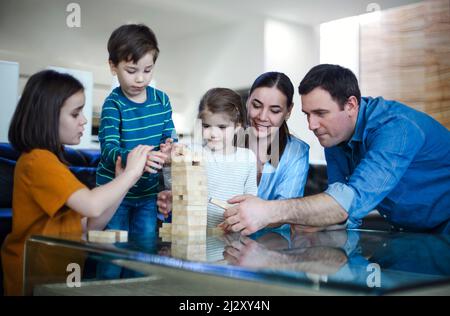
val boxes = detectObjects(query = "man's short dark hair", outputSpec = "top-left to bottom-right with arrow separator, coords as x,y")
298,64 -> 361,109
108,24 -> 159,65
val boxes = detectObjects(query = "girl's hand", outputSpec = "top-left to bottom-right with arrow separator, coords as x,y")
157,190 -> 172,218
146,150 -> 168,173
125,145 -> 153,180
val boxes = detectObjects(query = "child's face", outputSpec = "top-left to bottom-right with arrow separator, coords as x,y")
202,111 -> 240,153
110,51 -> 155,102
59,91 -> 87,145
247,87 -> 292,139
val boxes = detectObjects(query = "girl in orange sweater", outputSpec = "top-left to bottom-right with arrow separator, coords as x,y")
1,70 -> 153,295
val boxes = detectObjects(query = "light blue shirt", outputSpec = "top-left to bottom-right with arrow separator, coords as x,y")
251,135 -> 309,240
258,135 -> 310,200
325,97 -> 450,231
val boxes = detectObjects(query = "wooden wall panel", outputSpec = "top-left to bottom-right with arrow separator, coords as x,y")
360,0 -> 450,129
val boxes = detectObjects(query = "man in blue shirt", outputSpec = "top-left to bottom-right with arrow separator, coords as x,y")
224,64 -> 450,235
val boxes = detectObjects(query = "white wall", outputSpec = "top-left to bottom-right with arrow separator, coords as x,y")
48,66 -> 95,149
264,20 -> 324,162
0,61 -> 19,142
320,16 -> 360,79
174,18 -> 266,134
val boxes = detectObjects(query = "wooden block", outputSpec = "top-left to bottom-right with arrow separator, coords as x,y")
172,205 -> 207,212
172,152 -> 193,163
173,234 -> 207,243
172,191 -> 208,198
209,198 -> 232,210
173,210 -> 207,218
172,165 -> 206,172
172,224 -> 206,231
88,230 -> 116,243
173,195 -> 208,203
171,185 -> 207,193
173,207 -> 207,212
105,229 -> 128,242
207,227 -> 225,236
171,174 -> 206,181
172,215 -> 207,225
172,179 -> 207,187
173,199 -> 207,207
159,226 -> 172,234
160,234 -> 172,242
172,227 -> 206,237
159,224 -> 172,235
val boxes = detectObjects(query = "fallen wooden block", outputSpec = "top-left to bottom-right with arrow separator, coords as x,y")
88,230 -> 116,243
106,229 -> 128,242
207,227 -> 225,236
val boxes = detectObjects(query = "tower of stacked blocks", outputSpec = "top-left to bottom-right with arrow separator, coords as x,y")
159,145 -> 208,240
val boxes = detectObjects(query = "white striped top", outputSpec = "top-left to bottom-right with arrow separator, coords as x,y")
204,147 -> 258,227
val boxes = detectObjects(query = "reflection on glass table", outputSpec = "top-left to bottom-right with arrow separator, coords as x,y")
23,229 -> 450,295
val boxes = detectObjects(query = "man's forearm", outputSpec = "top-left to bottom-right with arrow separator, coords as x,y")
274,193 -> 348,227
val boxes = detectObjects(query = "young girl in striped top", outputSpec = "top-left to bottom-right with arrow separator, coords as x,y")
159,88 -> 258,228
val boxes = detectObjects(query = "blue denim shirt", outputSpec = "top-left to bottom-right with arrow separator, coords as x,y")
325,97 -> 450,231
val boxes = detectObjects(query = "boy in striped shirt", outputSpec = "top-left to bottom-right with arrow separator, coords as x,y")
96,24 -> 176,236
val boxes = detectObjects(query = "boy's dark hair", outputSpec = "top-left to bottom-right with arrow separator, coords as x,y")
298,64 -> 361,109
248,72 -> 294,160
198,88 -> 247,127
108,24 -> 159,65
8,70 -> 84,162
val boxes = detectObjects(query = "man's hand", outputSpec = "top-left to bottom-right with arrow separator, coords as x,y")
157,190 -> 172,218
223,195 -> 275,236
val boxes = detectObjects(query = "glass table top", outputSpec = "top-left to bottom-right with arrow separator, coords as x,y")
25,228 -> 450,295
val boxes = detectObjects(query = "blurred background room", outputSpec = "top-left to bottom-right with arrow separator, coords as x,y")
1,0 -> 448,163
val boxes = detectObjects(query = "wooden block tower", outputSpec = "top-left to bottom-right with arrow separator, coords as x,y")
159,145 -> 208,260
171,145 -> 207,237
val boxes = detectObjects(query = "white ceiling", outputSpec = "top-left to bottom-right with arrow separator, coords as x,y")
0,0 -> 422,45
124,0 -> 422,37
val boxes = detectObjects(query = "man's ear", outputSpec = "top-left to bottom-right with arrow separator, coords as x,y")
109,60 -> 117,76
345,96 -> 359,117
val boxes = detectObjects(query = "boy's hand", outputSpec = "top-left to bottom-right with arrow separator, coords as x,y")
160,138 -> 174,163
157,190 -> 172,218
146,150 -> 168,173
